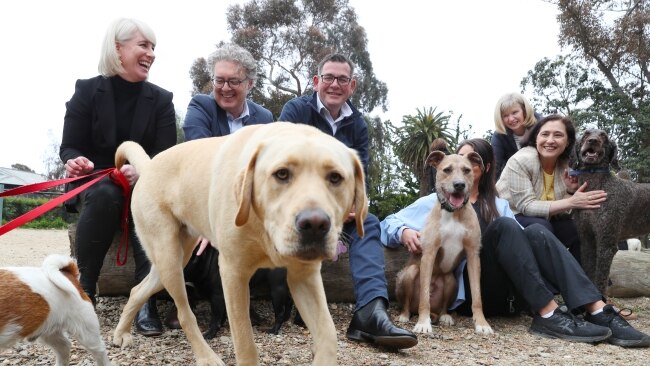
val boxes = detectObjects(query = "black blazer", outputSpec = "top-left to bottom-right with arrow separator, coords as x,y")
60,75 -> 176,169
59,76 -> 176,210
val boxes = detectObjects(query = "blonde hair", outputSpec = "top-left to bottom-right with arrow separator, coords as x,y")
98,18 -> 156,77
493,93 -> 536,134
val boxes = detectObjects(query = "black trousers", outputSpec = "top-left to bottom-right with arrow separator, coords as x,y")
515,214 -> 581,263
74,177 -> 150,297
457,218 -> 602,317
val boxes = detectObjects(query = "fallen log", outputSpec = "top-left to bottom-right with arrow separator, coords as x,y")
68,224 -> 410,301
607,249 -> 650,298
69,223 -> 650,300
68,224 -> 136,296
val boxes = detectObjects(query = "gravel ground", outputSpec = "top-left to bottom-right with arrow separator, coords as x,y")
1,229 -> 650,365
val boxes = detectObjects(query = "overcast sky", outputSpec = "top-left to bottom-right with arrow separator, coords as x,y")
0,0 -> 561,175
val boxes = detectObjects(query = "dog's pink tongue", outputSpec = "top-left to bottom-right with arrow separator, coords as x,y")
449,194 -> 465,208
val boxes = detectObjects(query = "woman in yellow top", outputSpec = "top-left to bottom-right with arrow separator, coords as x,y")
496,114 -> 606,263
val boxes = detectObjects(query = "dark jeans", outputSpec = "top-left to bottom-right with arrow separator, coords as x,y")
457,218 -> 601,317
515,214 -> 581,264
74,177 -> 150,298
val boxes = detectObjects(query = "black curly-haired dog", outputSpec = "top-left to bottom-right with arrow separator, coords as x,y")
182,245 -> 227,339
179,247 -> 302,338
570,128 -> 650,296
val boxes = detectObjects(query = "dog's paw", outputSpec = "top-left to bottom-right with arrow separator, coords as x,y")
112,332 -> 132,348
396,313 -> 410,323
439,314 -> 454,327
474,323 -> 494,335
412,321 -> 433,334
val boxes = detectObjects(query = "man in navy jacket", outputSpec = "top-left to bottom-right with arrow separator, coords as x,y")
183,43 -> 273,140
279,53 -> 417,349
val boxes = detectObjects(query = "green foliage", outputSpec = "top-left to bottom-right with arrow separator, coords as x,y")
365,116 -> 418,219
520,54 -> 591,116
189,57 -> 212,97
545,0 -> 650,182
10,164 -> 34,173
21,217 -> 68,229
1,196 -> 73,229
250,88 -> 294,120
175,113 -> 185,144
482,129 -> 494,143
391,107 -> 456,196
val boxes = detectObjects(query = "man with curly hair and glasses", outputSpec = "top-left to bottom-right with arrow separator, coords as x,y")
183,43 -> 273,139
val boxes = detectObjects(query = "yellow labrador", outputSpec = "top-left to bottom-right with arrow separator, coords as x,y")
111,122 -> 368,366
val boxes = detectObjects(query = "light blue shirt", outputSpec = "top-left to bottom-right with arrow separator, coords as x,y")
316,92 -> 352,134
227,101 -> 251,133
380,193 -> 516,310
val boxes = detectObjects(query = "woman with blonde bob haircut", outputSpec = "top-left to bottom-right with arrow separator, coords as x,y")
491,92 -> 538,179
60,17 -> 175,337
98,18 -> 157,77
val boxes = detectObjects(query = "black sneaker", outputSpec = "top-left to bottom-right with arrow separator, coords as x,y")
585,304 -> 650,348
530,306 -> 611,343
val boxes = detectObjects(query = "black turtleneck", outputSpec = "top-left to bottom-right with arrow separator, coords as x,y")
111,75 -> 143,144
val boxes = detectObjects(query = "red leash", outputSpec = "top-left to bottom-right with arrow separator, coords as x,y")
0,168 -> 132,266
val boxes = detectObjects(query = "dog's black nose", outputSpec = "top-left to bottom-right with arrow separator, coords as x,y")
453,182 -> 466,191
296,208 -> 331,242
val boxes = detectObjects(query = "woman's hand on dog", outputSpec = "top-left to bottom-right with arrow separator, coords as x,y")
562,170 -> 607,209
401,228 -> 422,254
571,182 -> 607,209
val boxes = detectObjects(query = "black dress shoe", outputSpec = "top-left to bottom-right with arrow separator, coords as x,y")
164,306 -> 181,329
135,297 -> 163,337
346,297 -> 418,349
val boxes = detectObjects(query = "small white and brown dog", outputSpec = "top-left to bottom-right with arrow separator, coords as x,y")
396,151 -> 493,335
0,254 -> 111,366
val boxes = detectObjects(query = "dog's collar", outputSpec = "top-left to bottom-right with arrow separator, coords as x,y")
568,168 -> 611,177
437,192 -> 469,212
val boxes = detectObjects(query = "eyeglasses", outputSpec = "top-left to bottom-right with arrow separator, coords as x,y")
320,74 -> 352,86
213,77 -> 248,88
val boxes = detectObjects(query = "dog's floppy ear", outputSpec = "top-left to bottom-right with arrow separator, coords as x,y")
465,151 -> 484,172
569,133 -> 583,169
606,136 -> 621,172
235,145 -> 262,226
425,151 -> 447,169
351,152 -> 369,237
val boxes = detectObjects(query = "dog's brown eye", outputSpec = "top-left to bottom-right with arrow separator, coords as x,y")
463,168 -> 471,174
443,167 -> 452,174
273,168 -> 290,182
328,172 -> 343,185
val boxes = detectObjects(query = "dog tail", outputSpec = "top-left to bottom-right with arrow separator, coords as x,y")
42,254 -> 90,302
115,141 -> 151,175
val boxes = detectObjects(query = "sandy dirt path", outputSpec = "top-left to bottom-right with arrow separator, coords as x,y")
0,228 -> 70,267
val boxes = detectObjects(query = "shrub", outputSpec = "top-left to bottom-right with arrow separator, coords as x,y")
1,196 -> 76,229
